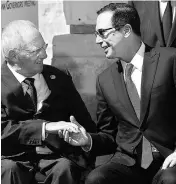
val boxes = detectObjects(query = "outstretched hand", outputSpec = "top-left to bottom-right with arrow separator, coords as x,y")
58,116 -> 90,147
162,151 -> 176,170
45,120 -> 80,133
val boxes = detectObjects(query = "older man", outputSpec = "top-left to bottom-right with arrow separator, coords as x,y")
1,20 -> 96,184
61,3 -> 176,184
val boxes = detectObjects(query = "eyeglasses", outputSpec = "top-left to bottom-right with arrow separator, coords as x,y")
95,28 -> 115,39
22,43 -> 48,56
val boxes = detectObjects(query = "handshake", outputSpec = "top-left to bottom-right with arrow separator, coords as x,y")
45,116 -> 91,148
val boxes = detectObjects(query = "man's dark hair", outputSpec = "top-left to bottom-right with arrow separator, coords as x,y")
97,3 -> 141,36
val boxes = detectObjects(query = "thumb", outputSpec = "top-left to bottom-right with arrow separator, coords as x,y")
70,116 -> 87,135
70,115 -> 79,126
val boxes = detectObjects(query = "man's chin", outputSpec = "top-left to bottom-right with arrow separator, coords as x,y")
105,54 -> 115,59
105,50 -> 116,59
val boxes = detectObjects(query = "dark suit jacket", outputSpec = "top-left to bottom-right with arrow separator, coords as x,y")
129,1 -> 176,48
90,47 -> 176,166
1,63 -> 96,169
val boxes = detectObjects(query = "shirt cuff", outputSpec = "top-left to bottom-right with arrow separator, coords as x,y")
82,133 -> 92,152
42,122 -> 48,141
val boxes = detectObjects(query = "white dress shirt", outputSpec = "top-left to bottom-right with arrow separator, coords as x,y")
121,42 -> 145,99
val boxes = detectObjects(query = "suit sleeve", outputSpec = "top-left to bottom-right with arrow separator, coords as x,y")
90,76 -> 117,156
1,102 -> 44,155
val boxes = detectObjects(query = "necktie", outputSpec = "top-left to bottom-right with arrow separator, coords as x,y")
162,1 -> 172,45
125,63 -> 153,169
23,78 -> 37,112
125,63 -> 140,118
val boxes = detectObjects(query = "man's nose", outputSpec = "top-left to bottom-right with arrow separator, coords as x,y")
96,34 -> 103,44
39,48 -> 47,59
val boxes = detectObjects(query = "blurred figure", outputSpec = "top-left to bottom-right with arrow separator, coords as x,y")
61,3 -> 176,184
129,0 -> 176,47
1,20 -> 96,184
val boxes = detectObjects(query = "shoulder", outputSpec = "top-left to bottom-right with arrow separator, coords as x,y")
43,64 -> 72,80
97,62 -> 119,82
150,47 -> 176,59
146,48 -> 176,72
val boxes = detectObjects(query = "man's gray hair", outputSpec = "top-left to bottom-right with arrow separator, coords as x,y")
1,20 -> 39,58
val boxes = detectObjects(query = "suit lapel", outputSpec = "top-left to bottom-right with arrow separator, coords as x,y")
42,66 -> 58,97
41,66 -> 59,109
1,62 -> 36,112
140,49 -> 160,125
167,17 -> 176,46
147,1 -> 165,46
111,62 -> 140,126
1,62 -> 25,98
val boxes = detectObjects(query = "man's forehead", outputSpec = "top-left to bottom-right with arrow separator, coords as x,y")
96,11 -> 113,30
24,33 -> 45,49
23,29 -> 39,42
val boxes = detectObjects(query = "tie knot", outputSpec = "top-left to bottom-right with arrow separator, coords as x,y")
23,78 -> 35,86
125,63 -> 134,78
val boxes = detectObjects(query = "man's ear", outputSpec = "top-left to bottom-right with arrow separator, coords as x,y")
123,24 -> 132,38
8,50 -> 18,62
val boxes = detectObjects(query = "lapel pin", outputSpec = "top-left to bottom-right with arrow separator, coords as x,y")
50,75 -> 56,79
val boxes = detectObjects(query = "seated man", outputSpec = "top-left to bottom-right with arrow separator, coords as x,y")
1,20 -> 96,184
61,3 -> 176,184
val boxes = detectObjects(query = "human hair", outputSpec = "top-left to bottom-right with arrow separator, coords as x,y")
97,3 -> 141,36
1,20 -> 39,58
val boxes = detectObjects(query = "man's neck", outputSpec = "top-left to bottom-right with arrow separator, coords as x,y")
123,37 -> 141,63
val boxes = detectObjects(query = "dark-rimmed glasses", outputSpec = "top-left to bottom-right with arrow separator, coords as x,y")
95,28 -> 115,39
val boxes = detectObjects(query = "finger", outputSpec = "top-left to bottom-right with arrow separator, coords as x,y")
69,137 -> 79,146
58,121 -> 79,131
58,130 -> 63,138
68,136 -> 72,143
169,159 -> 176,168
67,132 -> 76,144
162,158 -> 171,170
67,124 -> 79,133
64,130 -> 69,142
63,128 -> 68,138
70,116 -> 79,126
68,122 -> 78,129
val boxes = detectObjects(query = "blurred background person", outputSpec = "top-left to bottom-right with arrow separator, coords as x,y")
129,0 -> 176,47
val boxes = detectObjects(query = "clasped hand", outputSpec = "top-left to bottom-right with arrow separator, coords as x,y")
45,120 -> 80,134
58,116 -> 90,147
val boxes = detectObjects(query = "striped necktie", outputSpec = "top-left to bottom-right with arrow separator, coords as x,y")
23,78 -> 37,112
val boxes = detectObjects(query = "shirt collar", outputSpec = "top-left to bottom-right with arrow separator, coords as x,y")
7,62 -> 39,83
130,42 -> 145,72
